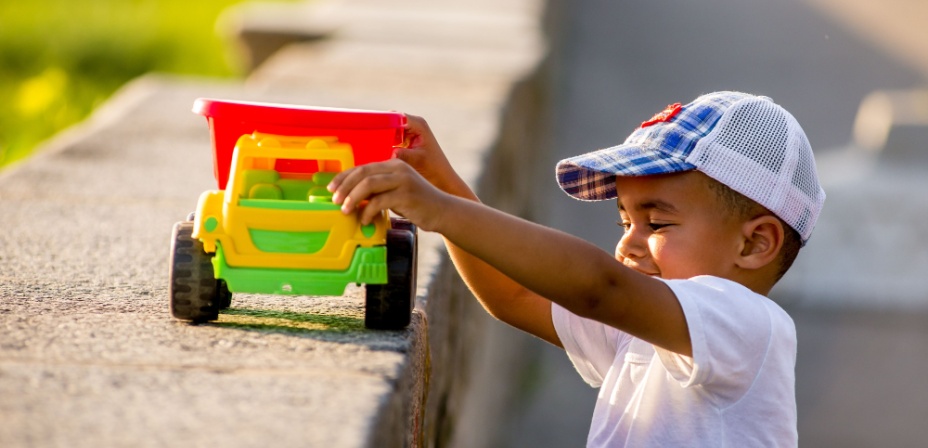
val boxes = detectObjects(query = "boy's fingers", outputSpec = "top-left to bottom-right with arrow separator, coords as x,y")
329,160 -> 396,203
401,114 -> 432,148
326,165 -> 357,193
360,194 -> 392,225
405,114 -> 427,130
326,166 -> 364,193
337,171 -> 402,214
393,147 -> 423,166
329,169 -> 359,205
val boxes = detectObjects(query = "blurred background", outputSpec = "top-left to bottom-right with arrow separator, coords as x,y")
509,1 -> 928,447
3,0 -> 927,446
0,0 -> 269,167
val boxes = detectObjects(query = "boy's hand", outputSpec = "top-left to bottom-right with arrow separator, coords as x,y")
330,113 -> 561,348
327,158 -> 448,232
394,114 -> 473,199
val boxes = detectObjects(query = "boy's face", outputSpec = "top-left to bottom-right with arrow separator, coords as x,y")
614,171 -> 743,280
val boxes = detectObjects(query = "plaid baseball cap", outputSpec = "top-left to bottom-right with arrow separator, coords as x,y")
556,91 -> 826,244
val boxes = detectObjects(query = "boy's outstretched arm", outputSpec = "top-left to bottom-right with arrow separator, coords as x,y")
328,120 -> 691,356
380,116 -> 561,346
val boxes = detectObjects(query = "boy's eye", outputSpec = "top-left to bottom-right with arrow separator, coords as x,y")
617,221 -> 670,232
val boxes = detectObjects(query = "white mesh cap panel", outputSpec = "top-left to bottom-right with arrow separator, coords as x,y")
686,97 -> 825,243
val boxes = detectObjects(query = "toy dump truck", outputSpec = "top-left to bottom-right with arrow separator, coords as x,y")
168,99 -> 416,329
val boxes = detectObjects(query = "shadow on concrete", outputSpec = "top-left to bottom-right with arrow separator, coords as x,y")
214,308 -> 365,335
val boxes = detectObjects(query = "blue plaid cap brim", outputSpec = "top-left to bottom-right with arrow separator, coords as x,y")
556,144 -> 696,201
556,91 -> 744,201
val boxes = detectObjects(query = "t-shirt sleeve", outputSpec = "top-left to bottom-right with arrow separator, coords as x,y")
551,302 -> 627,387
654,276 -> 778,402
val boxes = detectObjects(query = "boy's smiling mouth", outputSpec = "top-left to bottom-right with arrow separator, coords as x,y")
619,258 -> 661,277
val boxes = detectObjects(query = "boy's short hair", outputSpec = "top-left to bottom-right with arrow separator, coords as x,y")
705,177 -> 801,281
555,91 -> 825,246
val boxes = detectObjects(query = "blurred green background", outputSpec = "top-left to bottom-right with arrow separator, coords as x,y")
0,0 -> 265,168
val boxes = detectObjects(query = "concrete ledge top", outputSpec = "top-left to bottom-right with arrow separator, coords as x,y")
0,75 -> 435,448
0,0 -> 545,440
0,0 -> 547,443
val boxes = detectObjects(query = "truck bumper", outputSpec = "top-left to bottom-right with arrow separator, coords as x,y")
212,243 -> 387,296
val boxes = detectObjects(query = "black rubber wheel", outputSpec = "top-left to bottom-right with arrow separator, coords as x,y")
365,220 -> 417,330
216,279 -> 232,310
390,217 -> 416,233
169,221 -> 220,323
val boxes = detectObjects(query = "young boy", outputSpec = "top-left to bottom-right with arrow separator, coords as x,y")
328,91 -> 825,446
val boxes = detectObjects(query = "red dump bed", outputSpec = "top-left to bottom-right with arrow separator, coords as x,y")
193,98 -> 407,190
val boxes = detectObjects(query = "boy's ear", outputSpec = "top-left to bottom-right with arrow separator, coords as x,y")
736,215 -> 784,270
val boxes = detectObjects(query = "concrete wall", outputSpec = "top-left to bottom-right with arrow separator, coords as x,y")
0,0 -> 553,446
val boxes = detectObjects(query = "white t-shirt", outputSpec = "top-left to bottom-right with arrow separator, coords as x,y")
552,275 -> 797,447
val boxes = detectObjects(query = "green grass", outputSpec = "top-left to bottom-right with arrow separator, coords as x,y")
0,0 -> 274,168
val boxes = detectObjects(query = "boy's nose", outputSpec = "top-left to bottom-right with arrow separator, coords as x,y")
616,228 -> 648,262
